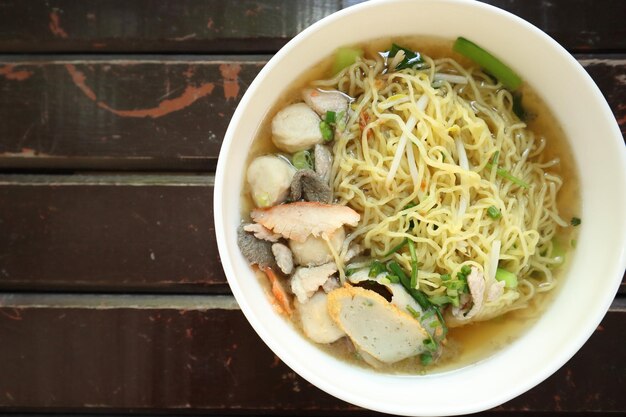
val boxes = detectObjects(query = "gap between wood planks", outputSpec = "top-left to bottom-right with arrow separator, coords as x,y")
0,173 -> 214,186
0,293 -> 239,310
0,293 -> 624,312
0,54 -> 272,64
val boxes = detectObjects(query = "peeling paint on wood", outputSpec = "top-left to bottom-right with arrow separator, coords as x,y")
0,57 -> 622,171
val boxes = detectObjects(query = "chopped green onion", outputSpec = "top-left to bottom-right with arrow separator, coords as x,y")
571,217 -> 581,226
420,352 -> 433,366
389,43 -> 425,70
383,237 -> 408,257
345,268 -> 357,277
319,121 -> 333,142
495,268 -> 518,288
434,308 -> 448,338
408,240 -> 418,289
387,261 -> 429,310
368,260 -> 386,278
445,280 -> 465,291
429,295 -> 452,306
485,162 -> 530,189
406,305 -> 420,319
332,46 -> 363,74
440,273 -> 451,281
491,150 -> 500,165
458,265 -> 471,280
291,150 -> 313,170
387,274 -> 400,284
324,110 -> 336,124
453,37 -> 522,90
487,205 -> 502,219
423,337 -> 438,352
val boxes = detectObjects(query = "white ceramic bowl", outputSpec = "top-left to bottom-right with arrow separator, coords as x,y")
214,0 -> 626,415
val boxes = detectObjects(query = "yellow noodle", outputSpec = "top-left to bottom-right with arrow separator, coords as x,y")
318,52 -> 566,323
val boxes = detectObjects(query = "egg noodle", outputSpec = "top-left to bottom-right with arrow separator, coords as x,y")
313,52 -> 567,324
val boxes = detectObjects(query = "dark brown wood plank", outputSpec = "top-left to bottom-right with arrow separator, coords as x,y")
0,176 -> 228,293
0,0 -> 624,54
1,177 -> 625,294
578,55 -> 626,138
0,57 -> 265,172
0,303 -> 623,413
0,56 -> 624,171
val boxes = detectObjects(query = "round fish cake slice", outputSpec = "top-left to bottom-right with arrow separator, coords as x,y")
327,286 -> 429,364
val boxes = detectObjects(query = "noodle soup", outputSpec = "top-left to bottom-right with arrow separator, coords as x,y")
237,37 -> 580,373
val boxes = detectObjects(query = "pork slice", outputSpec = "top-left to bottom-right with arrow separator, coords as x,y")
251,201 -> 360,243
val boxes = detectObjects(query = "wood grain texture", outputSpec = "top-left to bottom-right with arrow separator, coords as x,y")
0,178 -> 228,293
0,56 -> 623,171
0,0 -> 624,53
0,58 -> 265,171
1,177 -> 624,295
0,305 -> 623,413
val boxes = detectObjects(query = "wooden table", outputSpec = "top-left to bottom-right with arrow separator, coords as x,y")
0,1 -> 624,415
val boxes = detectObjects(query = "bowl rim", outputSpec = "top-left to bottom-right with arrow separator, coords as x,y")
214,0 -> 626,415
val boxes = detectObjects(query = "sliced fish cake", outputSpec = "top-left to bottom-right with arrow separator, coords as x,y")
327,286 -> 429,364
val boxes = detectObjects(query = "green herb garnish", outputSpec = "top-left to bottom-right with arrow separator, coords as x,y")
485,162 -> 530,189
319,121 -> 333,142
291,150 -> 313,170
368,260 -> 386,278
383,237 -> 408,257
406,305 -> 421,319
495,268 -> 518,288
345,268 -> 357,277
453,37 -> 522,90
332,46 -> 363,74
571,217 -> 581,226
420,352 -> 433,366
487,205 -> 502,219
408,240 -> 418,289
389,43 -> 425,70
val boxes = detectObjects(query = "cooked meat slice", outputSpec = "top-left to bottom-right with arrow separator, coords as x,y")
290,263 -> 337,303
236,224 -> 276,270
343,243 -> 363,262
272,103 -> 323,153
295,291 -> 345,344
251,201 -> 360,243
327,286 -> 428,364
302,88 -> 350,117
322,276 -> 340,293
243,223 -> 282,242
459,266 -> 485,319
290,169 -> 332,203
314,144 -> 333,185
487,280 -> 505,302
271,242 -> 294,275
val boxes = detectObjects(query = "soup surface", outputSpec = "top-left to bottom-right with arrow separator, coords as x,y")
239,37 -> 580,374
